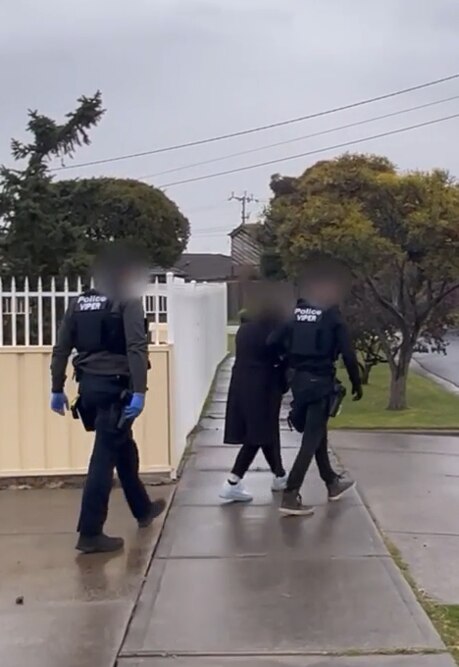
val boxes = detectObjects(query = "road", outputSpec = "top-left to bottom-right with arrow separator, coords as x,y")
415,332 -> 459,387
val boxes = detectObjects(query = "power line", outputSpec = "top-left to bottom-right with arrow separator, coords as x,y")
140,94 -> 459,180
178,198 -> 268,221
183,202 -> 226,214
192,228 -> 232,236
192,230 -> 233,238
186,226 -> 231,238
51,72 -> 459,172
160,112 -> 459,188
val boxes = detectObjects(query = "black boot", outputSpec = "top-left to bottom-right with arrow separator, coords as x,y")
138,498 -> 167,528
76,533 -> 124,554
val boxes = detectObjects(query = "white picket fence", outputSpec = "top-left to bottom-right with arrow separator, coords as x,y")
0,273 -> 228,469
0,275 -> 170,346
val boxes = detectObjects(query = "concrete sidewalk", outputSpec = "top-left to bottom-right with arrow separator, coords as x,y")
0,484 -> 173,667
119,361 -> 455,666
332,430 -> 459,604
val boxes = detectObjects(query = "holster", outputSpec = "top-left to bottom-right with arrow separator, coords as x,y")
287,407 -> 305,433
287,373 -> 344,433
70,396 -> 96,432
116,389 -> 133,429
329,381 -> 346,418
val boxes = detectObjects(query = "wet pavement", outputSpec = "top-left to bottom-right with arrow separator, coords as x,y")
332,430 -> 459,604
0,485 -> 173,667
6,362 -> 456,666
120,360 -> 454,666
119,658 -> 456,667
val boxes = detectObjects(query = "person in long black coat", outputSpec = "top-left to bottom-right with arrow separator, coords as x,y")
219,307 -> 288,502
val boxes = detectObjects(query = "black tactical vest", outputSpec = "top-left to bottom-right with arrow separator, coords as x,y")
70,290 -> 127,356
290,303 -> 336,360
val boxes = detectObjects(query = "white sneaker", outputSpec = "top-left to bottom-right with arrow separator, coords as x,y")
272,474 -> 288,492
219,480 -> 253,503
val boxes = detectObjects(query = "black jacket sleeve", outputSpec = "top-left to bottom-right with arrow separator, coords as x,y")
122,299 -> 149,393
335,317 -> 361,390
50,304 -> 75,393
266,320 -> 293,358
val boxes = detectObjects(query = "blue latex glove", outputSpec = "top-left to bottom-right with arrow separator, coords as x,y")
123,393 -> 145,420
51,392 -> 69,416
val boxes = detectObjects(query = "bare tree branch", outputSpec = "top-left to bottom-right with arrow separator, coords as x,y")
366,277 -> 407,329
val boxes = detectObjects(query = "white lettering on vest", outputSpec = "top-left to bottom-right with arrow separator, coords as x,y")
294,307 -> 322,323
76,294 -> 108,312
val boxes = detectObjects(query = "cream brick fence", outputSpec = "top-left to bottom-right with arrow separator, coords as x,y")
0,275 -> 227,478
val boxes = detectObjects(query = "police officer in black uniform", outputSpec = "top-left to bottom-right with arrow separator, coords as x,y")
50,247 -> 165,553
268,271 -> 363,517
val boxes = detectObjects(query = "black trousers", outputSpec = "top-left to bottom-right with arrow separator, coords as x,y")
287,397 -> 337,493
314,432 -> 338,484
231,439 -> 285,479
76,374 -> 151,537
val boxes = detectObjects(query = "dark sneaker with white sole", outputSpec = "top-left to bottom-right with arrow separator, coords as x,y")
327,475 -> 356,501
76,533 -> 124,554
279,491 -> 314,517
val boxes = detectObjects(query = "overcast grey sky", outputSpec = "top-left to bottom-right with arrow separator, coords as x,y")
1,0 -> 459,253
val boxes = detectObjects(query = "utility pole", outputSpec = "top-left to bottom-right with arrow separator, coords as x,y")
229,191 -> 259,225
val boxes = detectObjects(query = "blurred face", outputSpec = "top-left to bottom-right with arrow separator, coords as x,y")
256,304 -> 283,323
120,266 -> 149,299
307,278 -> 343,308
298,259 -> 350,308
95,260 -> 149,300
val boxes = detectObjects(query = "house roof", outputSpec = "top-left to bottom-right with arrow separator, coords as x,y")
149,265 -> 187,277
229,222 -> 261,267
228,222 -> 261,239
175,253 -> 234,281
